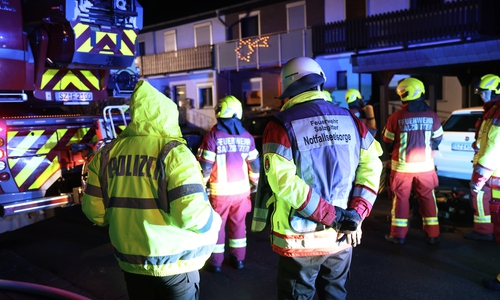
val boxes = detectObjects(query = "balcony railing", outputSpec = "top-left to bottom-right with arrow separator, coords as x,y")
313,0 -> 497,54
137,44 -> 213,77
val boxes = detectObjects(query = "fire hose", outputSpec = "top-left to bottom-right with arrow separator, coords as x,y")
0,279 -> 92,300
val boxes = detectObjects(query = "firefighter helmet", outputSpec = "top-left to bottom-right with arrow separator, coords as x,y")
396,77 -> 425,101
278,57 -> 326,100
345,88 -> 362,104
474,74 -> 500,94
215,95 -> 243,119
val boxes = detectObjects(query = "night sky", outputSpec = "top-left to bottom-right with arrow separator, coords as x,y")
138,0 -> 239,27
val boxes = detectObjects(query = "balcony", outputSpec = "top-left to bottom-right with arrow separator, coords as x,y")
137,0 -> 499,76
313,0 -> 498,55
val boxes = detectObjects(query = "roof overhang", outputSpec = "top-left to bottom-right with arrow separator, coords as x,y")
351,38 -> 500,73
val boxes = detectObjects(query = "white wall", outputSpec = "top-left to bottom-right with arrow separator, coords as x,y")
367,0 -> 408,16
138,16 -> 226,54
324,0 -> 344,23
316,55 -> 372,105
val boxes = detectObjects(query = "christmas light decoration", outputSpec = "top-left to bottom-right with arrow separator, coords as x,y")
234,36 -> 270,62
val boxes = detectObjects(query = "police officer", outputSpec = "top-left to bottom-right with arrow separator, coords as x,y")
82,80 -> 221,300
469,74 -> 500,290
197,95 -> 260,273
254,56 -> 383,299
382,77 -> 443,245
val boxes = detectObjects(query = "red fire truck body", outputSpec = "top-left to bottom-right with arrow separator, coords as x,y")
0,0 -> 141,224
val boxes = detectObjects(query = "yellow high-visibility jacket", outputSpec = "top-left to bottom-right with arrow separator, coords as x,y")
82,81 -> 221,277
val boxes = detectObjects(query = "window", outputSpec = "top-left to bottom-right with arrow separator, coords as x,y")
197,83 -> 214,109
287,1 -> 306,31
337,71 -> 347,90
164,30 -> 177,52
137,41 -> 145,56
242,78 -> 262,107
173,85 -> 185,106
195,22 -> 212,46
239,11 -> 260,38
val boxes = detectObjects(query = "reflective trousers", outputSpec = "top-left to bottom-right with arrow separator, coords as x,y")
389,170 -> 440,239
471,185 -> 494,235
208,196 -> 251,266
123,270 -> 200,300
277,247 -> 353,300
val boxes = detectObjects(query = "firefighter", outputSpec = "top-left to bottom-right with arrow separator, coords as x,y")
345,88 -> 377,136
81,80 -> 222,300
464,74 -> 498,243
468,74 -> 500,290
253,56 -> 383,299
382,77 -> 443,245
197,95 -> 260,273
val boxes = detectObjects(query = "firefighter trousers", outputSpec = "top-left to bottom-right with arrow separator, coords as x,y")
471,185 -> 494,235
207,196 -> 251,266
389,170 -> 440,239
276,247 -> 352,300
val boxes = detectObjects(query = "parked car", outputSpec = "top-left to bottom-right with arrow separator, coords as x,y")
433,107 -> 483,183
242,107 -> 280,154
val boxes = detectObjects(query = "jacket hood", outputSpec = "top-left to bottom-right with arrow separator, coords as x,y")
120,80 -> 182,138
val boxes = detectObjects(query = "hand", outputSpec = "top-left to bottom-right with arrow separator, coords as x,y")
339,222 -> 363,247
469,180 -> 481,194
250,182 -> 258,194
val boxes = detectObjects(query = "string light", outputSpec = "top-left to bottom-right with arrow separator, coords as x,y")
235,36 -> 270,62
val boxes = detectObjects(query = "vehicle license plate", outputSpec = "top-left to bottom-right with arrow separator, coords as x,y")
451,142 -> 473,151
56,92 -> 93,101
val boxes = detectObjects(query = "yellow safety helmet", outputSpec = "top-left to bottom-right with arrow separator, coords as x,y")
396,77 -> 425,101
215,95 -> 243,119
345,88 -> 362,104
474,74 -> 500,94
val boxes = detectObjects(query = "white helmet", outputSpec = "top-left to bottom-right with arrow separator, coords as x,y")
278,57 -> 326,100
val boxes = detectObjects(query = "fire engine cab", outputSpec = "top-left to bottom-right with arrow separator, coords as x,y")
0,0 -> 142,232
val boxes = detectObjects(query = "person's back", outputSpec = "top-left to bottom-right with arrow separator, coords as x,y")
382,77 -> 443,245
197,95 -> 260,273
254,56 -> 383,300
82,80 -> 221,299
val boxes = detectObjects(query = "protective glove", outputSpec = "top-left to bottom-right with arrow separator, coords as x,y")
338,222 -> 363,247
331,207 -> 362,233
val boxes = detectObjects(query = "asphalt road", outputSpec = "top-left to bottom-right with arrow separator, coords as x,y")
0,191 -> 499,300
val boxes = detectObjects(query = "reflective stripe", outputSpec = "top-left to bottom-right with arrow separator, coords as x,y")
422,217 -> 439,226
210,180 -> 250,196
391,218 -> 408,227
229,237 -> 246,248
248,148 -> 259,161
299,192 -> 321,218
263,142 -> 293,160
432,127 -> 443,138
199,149 -> 216,162
251,207 -> 269,232
473,215 -> 491,223
114,244 -> 213,266
212,244 -> 225,254
391,160 -> 435,173
352,186 -> 377,204
384,129 -> 395,141
84,183 -> 103,198
168,183 -> 206,202
108,197 -> 158,209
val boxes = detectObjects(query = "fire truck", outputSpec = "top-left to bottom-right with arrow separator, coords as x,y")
0,0 -> 142,231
